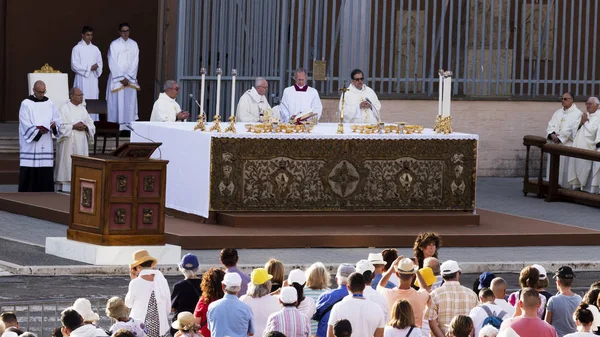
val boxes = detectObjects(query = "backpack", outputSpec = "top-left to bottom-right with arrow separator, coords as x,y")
480,305 -> 507,329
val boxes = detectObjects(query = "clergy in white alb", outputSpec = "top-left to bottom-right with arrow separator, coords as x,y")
106,23 -> 140,129
150,80 -> 189,122
545,92 -> 582,187
339,69 -> 382,124
568,96 -> 600,193
18,81 -> 62,192
237,77 -> 274,122
55,88 -> 95,193
71,26 -> 103,121
278,68 -> 323,123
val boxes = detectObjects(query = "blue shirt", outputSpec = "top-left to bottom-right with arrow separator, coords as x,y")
314,286 -> 349,337
371,273 -> 396,289
227,266 -> 252,296
207,294 -> 254,337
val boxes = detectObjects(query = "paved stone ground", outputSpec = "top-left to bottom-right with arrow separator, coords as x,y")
0,178 -> 599,270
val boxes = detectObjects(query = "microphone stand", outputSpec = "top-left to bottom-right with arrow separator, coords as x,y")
126,123 -> 162,160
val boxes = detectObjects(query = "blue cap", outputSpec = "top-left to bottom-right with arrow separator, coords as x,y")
478,272 -> 496,290
180,253 -> 199,270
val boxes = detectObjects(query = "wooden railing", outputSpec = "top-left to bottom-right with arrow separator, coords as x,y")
523,135 -> 600,207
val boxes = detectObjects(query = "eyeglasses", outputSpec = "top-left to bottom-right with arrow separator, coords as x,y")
561,97 -> 572,101
173,87 -> 180,91
353,77 -> 364,81
120,29 -> 130,33
34,89 -> 47,94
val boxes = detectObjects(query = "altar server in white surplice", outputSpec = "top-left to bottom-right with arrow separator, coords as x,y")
71,26 -> 103,121
568,96 -> 600,193
278,68 -> 323,123
18,81 -> 61,192
55,88 -> 95,192
150,80 -> 189,122
236,77 -> 273,122
339,69 -> 382,124
545,92 -> 582,187
106,22 -> 140,129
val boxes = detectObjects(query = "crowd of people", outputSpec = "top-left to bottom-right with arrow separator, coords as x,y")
0,232 -> 597,337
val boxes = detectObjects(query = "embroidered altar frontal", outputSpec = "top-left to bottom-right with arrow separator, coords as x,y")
210,137 -> 477,211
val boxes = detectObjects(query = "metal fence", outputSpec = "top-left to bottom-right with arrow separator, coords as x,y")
0,298 -> 112,337
175,0 -> 600,120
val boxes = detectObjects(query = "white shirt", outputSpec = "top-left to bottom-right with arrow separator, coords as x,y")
383,326 -> 423,337
125,269 -> 171,335
55,101 -> 95,183
469,303 -> 507,337
279,85 -> 323,123
328,296 -> 386,337
298,296 -> 317,320
107,37 -> 140,91
236,87 -> 273,122
240,294 -> 281,337
547,104 -> 582,145
564,332 -> 596,337
568,110 -> 600,186
339,84 -> 382,124
494,299 -> 516,318
71,40 -> 103,99
150,93 -> 182,122
2,331 -> 18,337
364,286 -> 390,319
18,97 -> 61,167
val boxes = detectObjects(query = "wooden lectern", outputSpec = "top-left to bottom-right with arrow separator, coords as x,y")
67,143 -> 168,246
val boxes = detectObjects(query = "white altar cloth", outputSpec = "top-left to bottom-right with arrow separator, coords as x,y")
131,122 -> 479,218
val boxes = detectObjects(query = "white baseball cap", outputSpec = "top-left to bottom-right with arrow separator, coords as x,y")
356,260 -> 375,274
440,260 -> 461,275
532,264 -> 547,280
222,272 -> 242,287
288,269 -> 307,285
280,286 -> 298,304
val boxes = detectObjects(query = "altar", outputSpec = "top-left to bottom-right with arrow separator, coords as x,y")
131,122 -> 478,218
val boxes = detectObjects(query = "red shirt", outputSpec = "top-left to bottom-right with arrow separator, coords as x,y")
194,297 -> 215,337
500,316 -> 558,337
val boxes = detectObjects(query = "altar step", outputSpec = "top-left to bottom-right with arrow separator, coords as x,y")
215,211 -> 479,227
2,192 -> 600,250
0,154 -> 20,185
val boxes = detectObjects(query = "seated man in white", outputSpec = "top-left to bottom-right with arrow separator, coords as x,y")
568,96 -> 600,193
236,77 -> 273,122
340,69 -> 382,124
55,87 -> 95,192
150,80 -> 189,122
279,68 -> 323,123
546,92 -> 581,186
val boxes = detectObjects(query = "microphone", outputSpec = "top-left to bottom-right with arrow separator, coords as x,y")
189,94 -> 205,119
125,123 -> 162,160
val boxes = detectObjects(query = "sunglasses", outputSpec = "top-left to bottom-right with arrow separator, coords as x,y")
353,77 -> 364,81
561,97 -> 572,101
120,30 -> 130,33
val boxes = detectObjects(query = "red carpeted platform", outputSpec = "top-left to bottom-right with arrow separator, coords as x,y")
1,192 -> 599,249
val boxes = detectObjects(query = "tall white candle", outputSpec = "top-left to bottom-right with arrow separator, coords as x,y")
200,68 -> 206,117
438,71 -> 443,116
215,68 -> 222,118
442,76 -> 452,117
230,69 -> 237,118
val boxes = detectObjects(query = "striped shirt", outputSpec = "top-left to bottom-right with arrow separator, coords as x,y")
304,287 -> 329,335
425,281 -> 478,335
265,306 -> 311,337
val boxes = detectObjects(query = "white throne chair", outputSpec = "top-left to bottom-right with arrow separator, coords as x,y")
27,63 -> 69,110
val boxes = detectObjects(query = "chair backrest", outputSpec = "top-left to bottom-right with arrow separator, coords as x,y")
85,99 -> 108,122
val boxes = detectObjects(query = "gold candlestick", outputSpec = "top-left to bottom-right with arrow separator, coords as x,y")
193,114 -> 206,131
224,115 -> 237,133
210,114 -> 222,132
338,82 -> 350,134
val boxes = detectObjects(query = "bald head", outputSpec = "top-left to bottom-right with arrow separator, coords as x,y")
490,277 -> 507,298
33,81 -> 46,99
423,257 -> 440,276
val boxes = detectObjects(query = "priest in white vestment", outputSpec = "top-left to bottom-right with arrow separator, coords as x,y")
545,92 -> 582,186
568,96 -> 600,193
18,81 -> 62,192
55,88 -> 95,192
71,26 -> 103,121
150,80 -> 189,122
237,77 -> 273,122
339,69 -> 382,124
278,68 -> 323,123
106,23 -> 140,130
